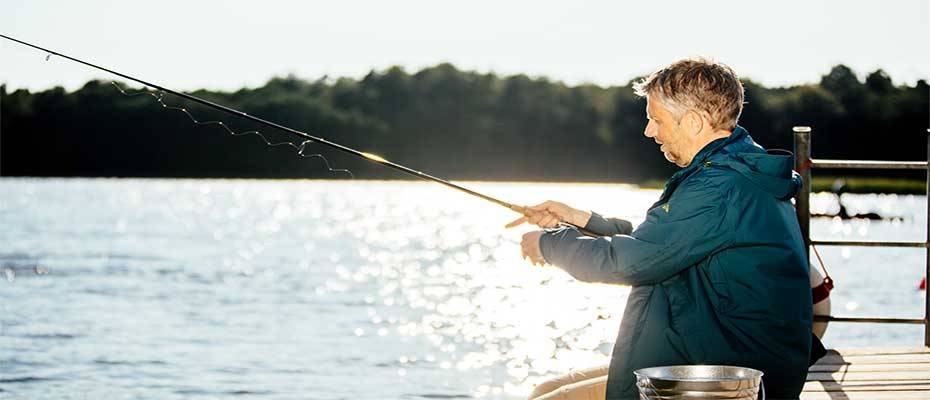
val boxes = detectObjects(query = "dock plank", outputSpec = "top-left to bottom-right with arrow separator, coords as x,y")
808,362 -> 930,373
800,390 -> 930,399
807,370 -> 930,381
816,352 -> 930,365
802,347 -> 930,399
803,380 -> 930,391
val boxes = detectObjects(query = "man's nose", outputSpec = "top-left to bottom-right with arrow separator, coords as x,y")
644,121 -> 657,138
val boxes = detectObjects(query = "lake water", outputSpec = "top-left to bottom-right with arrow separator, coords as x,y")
1,178 -> 926,400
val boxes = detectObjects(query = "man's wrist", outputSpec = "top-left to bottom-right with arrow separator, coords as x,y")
572,209 -> 592,227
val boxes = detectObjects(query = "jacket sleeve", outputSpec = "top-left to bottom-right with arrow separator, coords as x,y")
583,212 -> 634,236
539,177 -> 732,286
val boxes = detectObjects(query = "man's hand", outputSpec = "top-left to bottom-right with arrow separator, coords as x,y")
505,200 -> 592,229
521,230 -> 546,266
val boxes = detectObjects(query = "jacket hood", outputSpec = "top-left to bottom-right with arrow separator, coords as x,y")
700,126 -> 803,200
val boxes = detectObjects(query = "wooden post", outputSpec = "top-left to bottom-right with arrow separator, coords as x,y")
793,126 -> 812,257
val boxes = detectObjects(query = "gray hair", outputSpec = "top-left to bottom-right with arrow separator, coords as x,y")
633,58 -> 744,131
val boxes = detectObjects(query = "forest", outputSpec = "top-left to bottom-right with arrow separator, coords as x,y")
2,64 -> 928,183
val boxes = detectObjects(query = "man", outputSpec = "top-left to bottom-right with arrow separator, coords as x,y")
509,58 -> 812,400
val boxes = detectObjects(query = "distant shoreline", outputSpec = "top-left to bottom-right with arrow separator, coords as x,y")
1,175 -> 925,194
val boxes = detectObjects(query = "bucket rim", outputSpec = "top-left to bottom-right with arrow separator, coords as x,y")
634,365 -> 764,382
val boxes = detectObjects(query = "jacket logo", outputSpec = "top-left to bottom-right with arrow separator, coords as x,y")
662,203 -> 670,213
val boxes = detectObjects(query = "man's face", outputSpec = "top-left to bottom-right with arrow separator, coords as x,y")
644,97 -> 691,167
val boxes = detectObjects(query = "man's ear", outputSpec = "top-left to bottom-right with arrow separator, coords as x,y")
683,110 -> 704,135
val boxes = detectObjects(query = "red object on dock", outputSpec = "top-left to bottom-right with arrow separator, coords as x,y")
920,277 -> 927,291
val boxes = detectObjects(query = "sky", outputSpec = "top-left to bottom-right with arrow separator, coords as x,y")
1,0 -> 929,92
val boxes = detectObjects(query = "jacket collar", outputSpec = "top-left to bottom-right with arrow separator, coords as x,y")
690,125 -> 749,167
652,126 -> 750,209
667,126 -> 748,182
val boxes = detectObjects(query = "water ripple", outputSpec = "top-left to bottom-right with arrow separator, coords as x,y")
0,376 -> 56,384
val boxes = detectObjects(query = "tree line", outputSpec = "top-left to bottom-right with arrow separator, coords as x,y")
1,64 -> 927,182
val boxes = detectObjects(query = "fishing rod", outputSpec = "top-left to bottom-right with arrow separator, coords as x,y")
1,33 -> 595,235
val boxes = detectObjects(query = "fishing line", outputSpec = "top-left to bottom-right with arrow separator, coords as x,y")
108,82 -> 353,178
3,33 -> 594,235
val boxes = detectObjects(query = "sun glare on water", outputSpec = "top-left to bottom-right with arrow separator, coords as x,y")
316,181 -> 658,397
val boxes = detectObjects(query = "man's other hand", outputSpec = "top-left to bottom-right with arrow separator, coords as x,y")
505,200 -> 592,229
520,231 -> 546,266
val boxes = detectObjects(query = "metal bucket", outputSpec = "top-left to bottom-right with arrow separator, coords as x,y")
634,365 -> 764,400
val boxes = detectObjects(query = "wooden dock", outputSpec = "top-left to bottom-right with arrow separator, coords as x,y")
801,347 -> 930,399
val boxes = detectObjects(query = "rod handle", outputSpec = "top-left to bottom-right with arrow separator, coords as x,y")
509,204 -> 599,237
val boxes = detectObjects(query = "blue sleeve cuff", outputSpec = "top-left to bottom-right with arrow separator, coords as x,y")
583,211 -> 634,236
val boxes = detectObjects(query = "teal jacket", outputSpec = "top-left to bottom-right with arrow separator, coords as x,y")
539,127 -> 812,399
